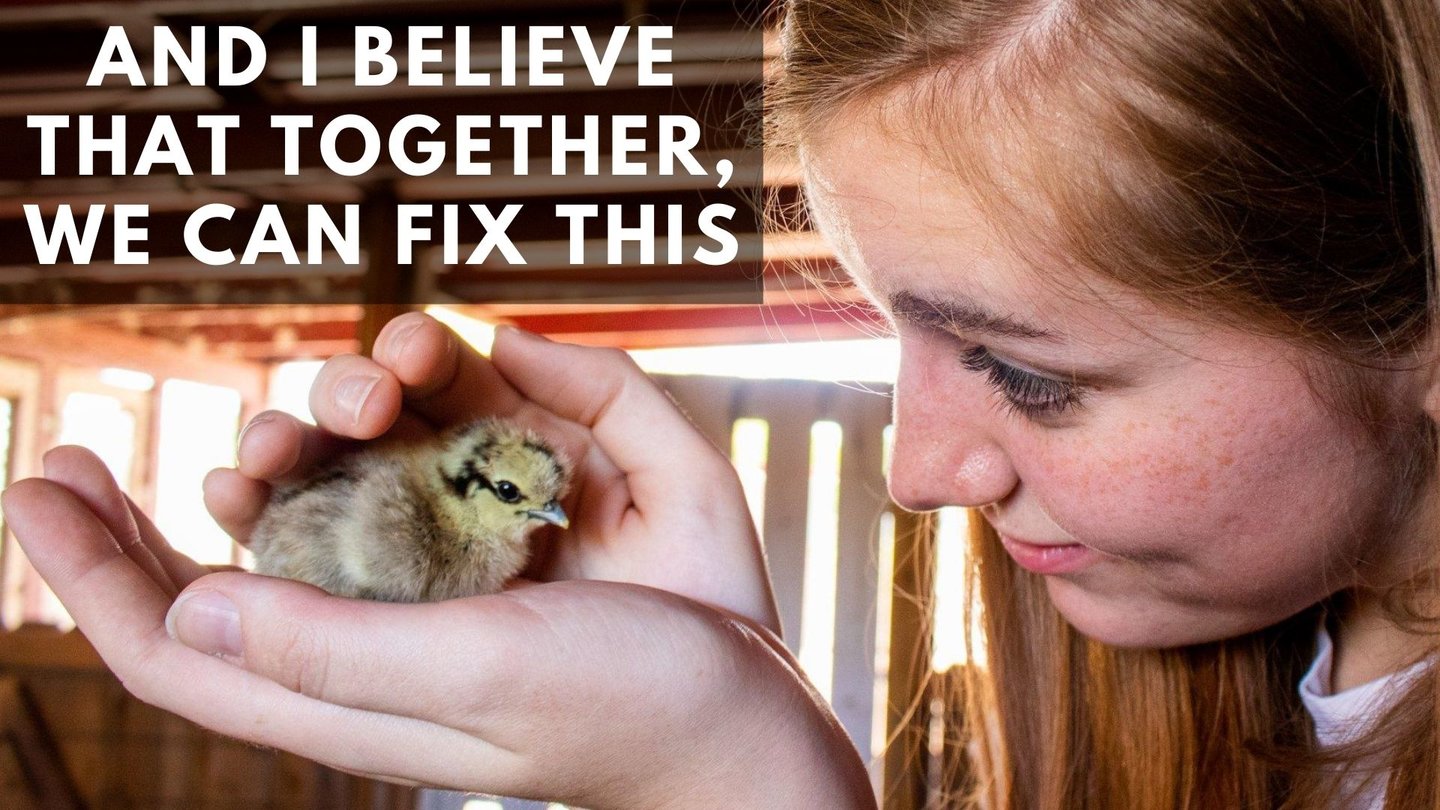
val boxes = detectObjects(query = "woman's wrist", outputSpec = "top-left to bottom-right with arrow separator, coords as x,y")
623,613 -> 876,810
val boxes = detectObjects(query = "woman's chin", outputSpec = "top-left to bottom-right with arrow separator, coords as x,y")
1043,576 -> 1279,649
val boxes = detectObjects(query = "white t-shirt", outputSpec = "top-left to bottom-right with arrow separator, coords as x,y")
1298,626 -> 1434,809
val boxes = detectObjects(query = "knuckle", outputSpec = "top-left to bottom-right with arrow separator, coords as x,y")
109,627 -> 174,708
269,621 -> 333,700
595,345 -> 641,374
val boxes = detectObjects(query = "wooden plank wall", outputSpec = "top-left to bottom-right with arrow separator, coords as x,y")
655,375 -> 902,784
0,625 -> 415,810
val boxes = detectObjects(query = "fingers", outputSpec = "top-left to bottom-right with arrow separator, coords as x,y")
3,477 -> 175,638
0,481 -> 512,786
164,572 -> 534,728
236,411 -> 305,480
0,479 -> 522,791
305,357 -> 448,441
367,312 -> 527,426
203,467 -> 271,544
236,410 -> 353,483
123,492 -> 213,589
39,447 -> 183,597
310,315 -> 601,490
488,326 -> 735,507
307,355 -> 405,440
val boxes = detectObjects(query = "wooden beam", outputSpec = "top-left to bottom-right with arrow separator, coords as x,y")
505,299 -> 885,338
0,318 -> 267,398
80,304 -> 363,329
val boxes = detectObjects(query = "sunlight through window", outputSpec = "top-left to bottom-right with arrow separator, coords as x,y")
730,418 -> 769,534
428,304 -> 900,382
154,380 -> 243,565
933,507 -> 985,670
268,361 -> 325,422
58,392 -> 136,491
98,367 -> 155,392
0,399 -> 12,493
870,510 -> 897,764
427,305 -> 498,355
630,339 -> 898,382
799,420 -> 843,700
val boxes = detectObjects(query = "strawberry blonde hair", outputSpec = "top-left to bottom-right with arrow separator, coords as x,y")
768,0 -> 1440,806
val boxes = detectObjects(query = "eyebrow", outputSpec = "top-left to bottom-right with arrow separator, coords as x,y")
887,291 -> 1061,341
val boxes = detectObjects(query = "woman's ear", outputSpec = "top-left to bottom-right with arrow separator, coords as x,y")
1415,330 -> 1440,419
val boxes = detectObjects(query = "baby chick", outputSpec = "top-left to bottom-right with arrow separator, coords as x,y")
248,416 -> 570,602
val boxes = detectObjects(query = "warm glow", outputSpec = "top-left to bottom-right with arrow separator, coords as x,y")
426,305 -> 498,355
99,367 -> 156,392
426,306 -> 900,382
153,380 -> 243,566
59,392 -> 136,491
267,360 -> 324,423
933,507 -> 985,670
0,399 -> 11,492
730,418 -> 769,532
630,339 -> 898,382
799,420 -> 843,700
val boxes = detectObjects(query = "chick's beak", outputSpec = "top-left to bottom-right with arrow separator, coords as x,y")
526,501 -> 569,529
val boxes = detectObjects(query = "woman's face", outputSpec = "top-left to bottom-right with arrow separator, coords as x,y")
801,111 -> 1434,647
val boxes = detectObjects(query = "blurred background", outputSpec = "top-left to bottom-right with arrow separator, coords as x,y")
0,1 -> 976,808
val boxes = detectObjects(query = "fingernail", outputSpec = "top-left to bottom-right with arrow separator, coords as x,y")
235,413 -> 274,456
498,324 -> 549,343
334,374 -> 382,426
381,316 -> 424,365
167,590 -> 243,659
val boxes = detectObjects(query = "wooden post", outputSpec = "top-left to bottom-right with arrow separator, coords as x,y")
748,382 -> 822,652
881,509 -> 936,810
357,184 -> 415,357
829,391 -> 890,763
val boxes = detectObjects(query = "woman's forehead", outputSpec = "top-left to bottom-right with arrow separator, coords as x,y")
800,124 -> 1273,371
806,136 -> 1156,344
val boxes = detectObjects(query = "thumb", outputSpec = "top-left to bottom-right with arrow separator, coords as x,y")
165,572 -> 524,721
489,325 -> 735,497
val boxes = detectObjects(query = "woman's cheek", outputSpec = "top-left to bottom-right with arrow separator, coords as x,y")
1012,409 -> 1254,549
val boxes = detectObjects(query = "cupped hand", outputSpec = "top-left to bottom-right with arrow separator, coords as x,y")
205,314 -> 779,633
1,449 -> 875,809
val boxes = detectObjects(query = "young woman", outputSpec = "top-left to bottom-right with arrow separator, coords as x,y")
4,0 -> 1439,807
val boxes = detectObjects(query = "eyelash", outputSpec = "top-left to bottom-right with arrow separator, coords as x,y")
958,346 -> 1085,419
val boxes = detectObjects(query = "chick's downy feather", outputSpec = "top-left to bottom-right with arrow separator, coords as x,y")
248,417 -> 570,602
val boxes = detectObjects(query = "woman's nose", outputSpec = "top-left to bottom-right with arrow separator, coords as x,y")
887,338 -> 1019,511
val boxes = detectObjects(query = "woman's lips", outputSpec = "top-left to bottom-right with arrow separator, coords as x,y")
999,534 -> 1098,575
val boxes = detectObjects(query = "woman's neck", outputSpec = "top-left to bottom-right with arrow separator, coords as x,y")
1331,588 -> 1435,692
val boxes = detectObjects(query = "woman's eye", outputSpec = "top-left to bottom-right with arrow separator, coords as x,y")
958,346 -> 1085,419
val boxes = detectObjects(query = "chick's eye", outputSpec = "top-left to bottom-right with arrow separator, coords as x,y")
959,346 -> 1084,419
494,480 -> 523,503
